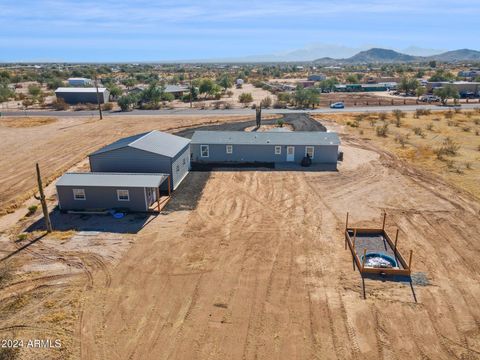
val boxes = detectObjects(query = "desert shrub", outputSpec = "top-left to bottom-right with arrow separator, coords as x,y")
102,102 -> 113,111
260,96 -> 272,108
276,119 -> 285,128
52,98 -> 69,111
415,108 -> 430,117
475,130 -> 479,136
454,108 -> 462,114
27,205 -> 37,215
445,110 -> 454,119
413,127 -> 423,136
473,118 -> 480,125
354,114 -> 367,122
465,162 -> 472,170
273,101 -> 287,109
395,133 -> 407,148
212,101 -> 223,109
378,113 -> 388,121
426,123 -> 434,131
375,123 -> 389,137
462,126 -> 471,132
369,119 -> 376,127
447,120 -> 455,126
226,90 -> 233,98
238,92 -> 253,104
224,102 -> 232,109
432,117 -> 441,121
434,137 -> 460,158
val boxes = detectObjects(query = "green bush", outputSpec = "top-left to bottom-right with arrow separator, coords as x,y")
27,205 -> 38,215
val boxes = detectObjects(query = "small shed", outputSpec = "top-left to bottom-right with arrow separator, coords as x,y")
55,87 -> 109,104
89,130 -> 191,190
190,131 -> 340,168
68,77 -> 93,87
56,172 -> 170,212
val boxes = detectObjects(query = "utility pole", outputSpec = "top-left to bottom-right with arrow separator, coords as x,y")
94,74 -> 103,120
189,72 -> 193,108
34,163 -> 53,233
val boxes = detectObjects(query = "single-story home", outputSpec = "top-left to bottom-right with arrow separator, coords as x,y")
56,172 -> 169,212
55,87 -> 109,104
308,74 -> 327,81
89,130 -> 191,190
426,81 -> 480,96
190,131 -> 340,168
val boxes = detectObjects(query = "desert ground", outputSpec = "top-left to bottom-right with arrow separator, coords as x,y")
1,113 -> 480,360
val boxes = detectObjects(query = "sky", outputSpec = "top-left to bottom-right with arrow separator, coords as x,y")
0,0 -> 479,62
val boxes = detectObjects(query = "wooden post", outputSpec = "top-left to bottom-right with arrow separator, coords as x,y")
167,175 -> 171,197
345,212 -> 349,231
408,250 -> 413,270
34,163 -> 52,233
94,74 -> 103,120
362,249 -> 367,270
394,229 -> 399,253
156,187 -> 161,212
382,212 -> 386,231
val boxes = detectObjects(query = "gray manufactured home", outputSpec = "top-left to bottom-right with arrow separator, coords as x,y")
190,131 -> 340,168
55,87 -> 110,104
89,131 -> 190,190
56,173 -> 169,212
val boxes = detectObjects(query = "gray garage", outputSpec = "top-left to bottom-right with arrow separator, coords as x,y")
190,131 -> 340,168
56,172 -> 169,212
89,130 -> 191,190
55,87 -> 110,104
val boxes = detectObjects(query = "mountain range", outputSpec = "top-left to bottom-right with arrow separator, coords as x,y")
314,48 -> 480,64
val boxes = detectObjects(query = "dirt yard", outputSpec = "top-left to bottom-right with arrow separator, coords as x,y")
0,113 -> 278,216
0,113 -> 479,359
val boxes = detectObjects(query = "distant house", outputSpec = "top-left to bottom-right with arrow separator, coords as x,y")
56,172 -> 169,212
426,81 -> 480,96
190,131 -> 340,169
55,87 -> 109,104
164,84 -> 189,98
457,69 -> 480,79
68,77 -> 93,86
308,74 -> 327,81
334,83 -> 396,92
89,130 -> 191,190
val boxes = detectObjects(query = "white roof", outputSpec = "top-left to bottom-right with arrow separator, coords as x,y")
55,87 -> 107,93
56,172 -> 169,188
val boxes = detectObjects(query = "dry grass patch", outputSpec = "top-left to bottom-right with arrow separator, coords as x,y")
0,116 -> 57,128
314,109 -> 480,198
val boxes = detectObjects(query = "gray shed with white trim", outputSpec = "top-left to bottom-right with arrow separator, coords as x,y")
56,172 -> 169,212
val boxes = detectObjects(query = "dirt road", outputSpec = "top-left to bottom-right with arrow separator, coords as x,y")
78,141 -> 480,359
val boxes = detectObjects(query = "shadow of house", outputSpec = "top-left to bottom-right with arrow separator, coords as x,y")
25,210 -> 158,234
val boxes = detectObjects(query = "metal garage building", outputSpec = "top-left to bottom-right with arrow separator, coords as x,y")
89,130 -> 191,190
190,131 -> 340,169
56,172 -> 169,212
55,87 -> 110,104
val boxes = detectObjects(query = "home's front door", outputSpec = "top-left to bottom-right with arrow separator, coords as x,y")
286,146 -> 295,162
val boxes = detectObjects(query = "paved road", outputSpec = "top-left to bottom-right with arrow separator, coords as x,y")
1,103 -> 480,117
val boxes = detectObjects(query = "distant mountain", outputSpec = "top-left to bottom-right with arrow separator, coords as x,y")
313,47 -> 480,64
348,48 -> 417,63
428,49 -> 480,62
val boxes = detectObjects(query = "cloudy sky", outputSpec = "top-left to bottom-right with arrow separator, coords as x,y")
0,0 -> 479,62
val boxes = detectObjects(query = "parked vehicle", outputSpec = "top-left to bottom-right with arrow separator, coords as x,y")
330,102 -> 345,109
420,95 -> 440,103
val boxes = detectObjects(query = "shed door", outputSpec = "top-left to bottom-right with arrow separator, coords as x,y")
286,146 -> 295,162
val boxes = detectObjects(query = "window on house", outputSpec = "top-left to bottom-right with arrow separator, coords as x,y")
176,164 -> 180,172
117,189 -> 130,201
226,145 -> 233,154
201,145 -> 209,157
305,146 -> 314,158
182,158 -> 186,165
73,188 -> 86,200
275,146 -> 281,155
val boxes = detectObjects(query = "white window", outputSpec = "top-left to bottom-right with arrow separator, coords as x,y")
117,189 -> 130,201
73,188 -> 86,200
176,164 -> 180,172
201,145 -> 209,157
275,146 -> 281,155
305,146 -> 314,159
226,145 -> 233,154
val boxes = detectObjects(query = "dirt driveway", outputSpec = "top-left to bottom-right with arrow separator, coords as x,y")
78,141 -> 480,359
